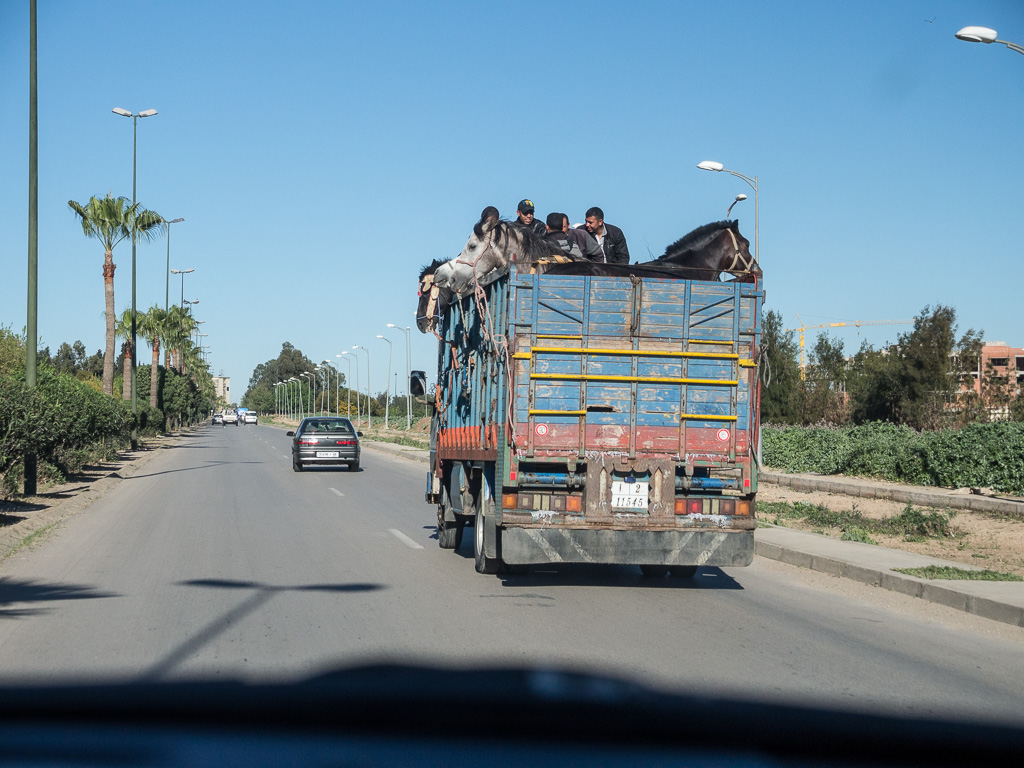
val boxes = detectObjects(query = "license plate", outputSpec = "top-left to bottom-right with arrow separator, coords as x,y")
316,451 -> 340,458
611,480 -> 649,510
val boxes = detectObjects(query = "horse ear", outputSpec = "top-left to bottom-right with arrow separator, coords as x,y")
481,217 -> 498,234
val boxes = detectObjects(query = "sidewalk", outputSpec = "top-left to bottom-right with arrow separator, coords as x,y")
364,441 -> 1024,627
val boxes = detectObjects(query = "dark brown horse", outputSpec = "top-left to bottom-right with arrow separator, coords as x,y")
652,220 -> 760,282
416,258 -> 453,333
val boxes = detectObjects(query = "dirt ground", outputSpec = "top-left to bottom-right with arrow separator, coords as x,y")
758,483 -> 1024,577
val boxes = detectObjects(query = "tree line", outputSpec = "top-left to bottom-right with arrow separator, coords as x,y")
760,304 -> 1023,429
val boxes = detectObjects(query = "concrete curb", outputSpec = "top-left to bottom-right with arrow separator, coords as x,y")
754,528 -> 1024,628
761,470 -> 1024,517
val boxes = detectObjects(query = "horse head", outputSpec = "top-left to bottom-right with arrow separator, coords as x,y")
416,258 -> 451,333
654,220 -> 760,282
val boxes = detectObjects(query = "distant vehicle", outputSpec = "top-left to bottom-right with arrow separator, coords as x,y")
243,411 -> 258,425
287,417 -> 362,472
212,413 -> 224,425
222,410 -> 240,426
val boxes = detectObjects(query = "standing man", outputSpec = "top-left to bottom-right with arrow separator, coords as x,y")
513,199 -> 547,237
583,206 -> 630,264
544,213 -> 583,258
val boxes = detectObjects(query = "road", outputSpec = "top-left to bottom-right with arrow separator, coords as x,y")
2,424 -> 1023,727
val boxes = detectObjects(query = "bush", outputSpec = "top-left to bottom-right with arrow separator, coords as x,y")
763,421 -> 1024,495
0,369 -> 133,497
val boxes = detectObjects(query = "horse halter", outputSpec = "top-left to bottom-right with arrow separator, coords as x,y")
723,227 -> 757,273
418,273 -> 440,328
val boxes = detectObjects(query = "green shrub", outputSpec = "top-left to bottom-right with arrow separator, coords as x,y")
763,421 -> 1024,495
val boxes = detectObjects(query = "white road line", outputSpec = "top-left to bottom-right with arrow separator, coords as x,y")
388,529 -> 424,550
329,488 -> 345,497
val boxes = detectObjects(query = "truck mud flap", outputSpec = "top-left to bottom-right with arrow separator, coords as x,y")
500,528 -> 753,567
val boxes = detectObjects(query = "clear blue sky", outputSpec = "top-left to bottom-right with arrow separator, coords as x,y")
2,0 -> 1022,400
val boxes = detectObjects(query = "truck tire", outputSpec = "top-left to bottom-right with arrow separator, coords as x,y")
669,565 -> 698,578
474,506 -> 499,574
639,565 -> 669,578
438,521 -> 462,549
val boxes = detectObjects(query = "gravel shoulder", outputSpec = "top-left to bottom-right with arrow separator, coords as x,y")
758,482 -> 1024,578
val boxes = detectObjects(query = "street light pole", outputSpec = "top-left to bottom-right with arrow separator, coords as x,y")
171,267 -> 193,308
112,106 -> 157,444
387,323 -> 412,429
727,193 -> 747,219
956,26 -> 1024,56
162,218 -> 184,311
376,335 -> 393,429
355,345 -> 370,428
336,354 -> 353,421
697,160 -> 758,265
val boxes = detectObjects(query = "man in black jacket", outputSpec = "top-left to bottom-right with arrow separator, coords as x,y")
513,199 -> 547,237
583,206 -> 630,264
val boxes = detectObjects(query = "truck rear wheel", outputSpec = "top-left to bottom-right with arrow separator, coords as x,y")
474,506 -> 499,574
669,565 -> 698,578
639,565 -> 669,578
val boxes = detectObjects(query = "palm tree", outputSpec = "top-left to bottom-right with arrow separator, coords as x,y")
164,305 -> 196,373
139,305 -> 167,410
114,307 -> 135,401
68,194 -> 163,396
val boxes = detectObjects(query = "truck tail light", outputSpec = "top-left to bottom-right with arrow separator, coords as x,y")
566,496 -> 582,513
736,500 -> 752,516
720,499 -> 736,515
687,499 -> 702,515
502,493 -> 518,509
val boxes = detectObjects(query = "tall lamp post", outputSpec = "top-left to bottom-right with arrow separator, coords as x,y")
183,298 -> 199,315
171,267 -> 193,307
112,105 -> 157,440
162,218 -> 184,310
956,26 -> 1024,56
301,372 -> 313,420
337,353 -> 355,422
376,335 -> 393,429
387,323 -> 412,429
697,160 -> 758,265
354,345 -> 370,427
727,193 -> 747,219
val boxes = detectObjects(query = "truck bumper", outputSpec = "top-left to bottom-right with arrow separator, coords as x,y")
500,527 -> 753,567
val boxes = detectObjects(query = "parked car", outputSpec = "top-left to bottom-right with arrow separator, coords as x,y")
243,411 -> 258,425
288,417 -> 362,472
212,413 -> 224,425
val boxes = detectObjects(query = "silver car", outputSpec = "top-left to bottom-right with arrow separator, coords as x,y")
288,417 -> 362,472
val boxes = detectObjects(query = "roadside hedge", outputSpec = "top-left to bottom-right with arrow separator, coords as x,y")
763,421 -> 1024,495
0,371 -> 134,496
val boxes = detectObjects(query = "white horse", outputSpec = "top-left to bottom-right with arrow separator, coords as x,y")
445,218 -> 572,295
415,219 -> 578,333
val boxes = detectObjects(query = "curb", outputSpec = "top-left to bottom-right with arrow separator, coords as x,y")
761,471 -> 1024,517
754,531 -> 1024,628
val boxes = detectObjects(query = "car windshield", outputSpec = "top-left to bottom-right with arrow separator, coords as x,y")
3,3 -> 1024,753
301,420 -> 354,435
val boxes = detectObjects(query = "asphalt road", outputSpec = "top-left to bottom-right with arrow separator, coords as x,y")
2,424 -> 1024,727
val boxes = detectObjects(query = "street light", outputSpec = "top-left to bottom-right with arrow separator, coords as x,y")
111,106 -> 158,437
387,323 -> 412,429
727,193 -> 747,219
300,372 -> 313,420
162,218 -> 184,311
337,353 -> 355,424
697,160 -> 759,264
956,26 -> 1024,55
354,345 -> 370,427
171,267 -> 194,308
376,335 -> 393,429
183,298 -> 199,314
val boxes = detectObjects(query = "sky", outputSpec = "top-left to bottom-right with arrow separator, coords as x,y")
1,0 -> 1022,401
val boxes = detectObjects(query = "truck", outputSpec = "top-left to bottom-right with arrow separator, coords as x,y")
424,260 -> 763,576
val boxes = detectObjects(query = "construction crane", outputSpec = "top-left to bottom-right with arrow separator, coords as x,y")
786,315 -> 913,379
